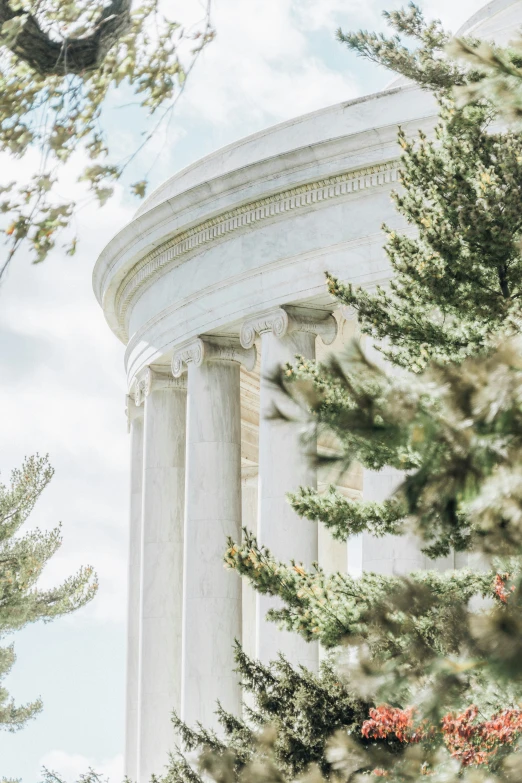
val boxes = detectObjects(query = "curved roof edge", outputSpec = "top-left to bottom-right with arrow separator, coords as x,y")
135,1 -> 522,221
456,0 -> 521,36
133,84 -> 409,219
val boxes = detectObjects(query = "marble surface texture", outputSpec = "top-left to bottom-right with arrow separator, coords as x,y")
138,384 -> 186,782
182,356 -> 243,728
125,406 -> 144,781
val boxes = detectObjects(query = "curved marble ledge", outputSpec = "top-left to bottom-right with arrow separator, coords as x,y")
456,0 -> 522,40
115,160 -> 399,335
93,84 -> 437,344
123,229 -> 395,386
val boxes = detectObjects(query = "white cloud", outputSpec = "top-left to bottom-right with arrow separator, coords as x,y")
294,0 -> 387,31
39,750 -> 123,782
423,0 -> 486,33
0,145 -> 133,632
174,0 -> 489,132
178,0 -> 358,126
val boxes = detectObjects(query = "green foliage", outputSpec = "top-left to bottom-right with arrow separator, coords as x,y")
448,36 -> 522,122
225,529 -> 507,651
337,2 -> 470,92
37,771 -> 106,783
334,5 -> 522,372
0,455 -> 97,730
166,643 -> 368,783
0,0 -> 214,277
170,6 -> 522,783
210,335 -> 522,783
289,484 -> 405,543
326,105 -> 522,371
284,333 -> 522,559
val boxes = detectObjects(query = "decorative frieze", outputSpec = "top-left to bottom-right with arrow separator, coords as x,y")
115,160 -> 399,334
172,336 -> 257,378
240,306 -> 337,349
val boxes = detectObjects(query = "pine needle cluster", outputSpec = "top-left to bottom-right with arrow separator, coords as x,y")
0,455 -> 97,731
166,643 -> 367,783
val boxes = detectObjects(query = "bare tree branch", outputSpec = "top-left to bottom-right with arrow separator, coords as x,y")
0,0 -> 132,75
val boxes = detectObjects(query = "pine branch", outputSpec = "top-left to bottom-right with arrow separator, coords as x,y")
337,2 -> 469,92
0,455 -> 97,729
225,530 -> 502,651
289,485 -> 405,541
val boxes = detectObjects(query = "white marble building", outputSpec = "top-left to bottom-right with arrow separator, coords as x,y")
93,2 -> 522,780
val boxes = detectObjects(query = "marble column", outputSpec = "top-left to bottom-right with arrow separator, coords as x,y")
362,467 -> 426,574
124,395 -> 144,783
361,338 -> 453,574
240,307 -> 337,670
137,367 -> 187,782
172,336 -> 256,729
360,338 -> 426,575
241,469 -> 258,662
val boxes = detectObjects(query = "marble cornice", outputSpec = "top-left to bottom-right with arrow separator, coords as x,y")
123,233 -> 397,385
114,160 -> 400,341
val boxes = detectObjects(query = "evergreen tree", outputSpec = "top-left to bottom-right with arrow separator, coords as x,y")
225,529 -> 511,650
285,2 -> 522,555
222,3 -> 522,592
166,643 -> 368,783
333,10 -> 522,372
0,454 -> 96,730
447,34 -> 522,122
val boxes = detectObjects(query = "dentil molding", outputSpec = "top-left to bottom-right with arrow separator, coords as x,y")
115,160 -> 399,339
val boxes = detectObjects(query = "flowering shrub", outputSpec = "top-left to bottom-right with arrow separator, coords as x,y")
442,706 -> 522,767
362,705 -> 522,768
494,573 -> 516,604
362,706 -> 421,744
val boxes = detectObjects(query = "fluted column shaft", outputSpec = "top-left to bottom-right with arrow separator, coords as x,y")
124,397 -> 144,783
173,337 -> 256,729
137,368 -> 187,782
241,307 -> 336,670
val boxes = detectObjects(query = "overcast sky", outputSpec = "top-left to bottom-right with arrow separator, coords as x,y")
0,1 -> 490,780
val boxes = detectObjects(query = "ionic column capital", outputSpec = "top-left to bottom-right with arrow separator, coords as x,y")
133,366 -> 187,406
172,336 -> 256,378
340,305 -> 357,322
240,306 -> 337,349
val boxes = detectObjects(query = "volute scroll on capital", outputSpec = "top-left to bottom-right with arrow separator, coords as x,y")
240,306 -> 337,349
132,365 -> 187,406
172,336 -> 257,378
340,305 -> 357,323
